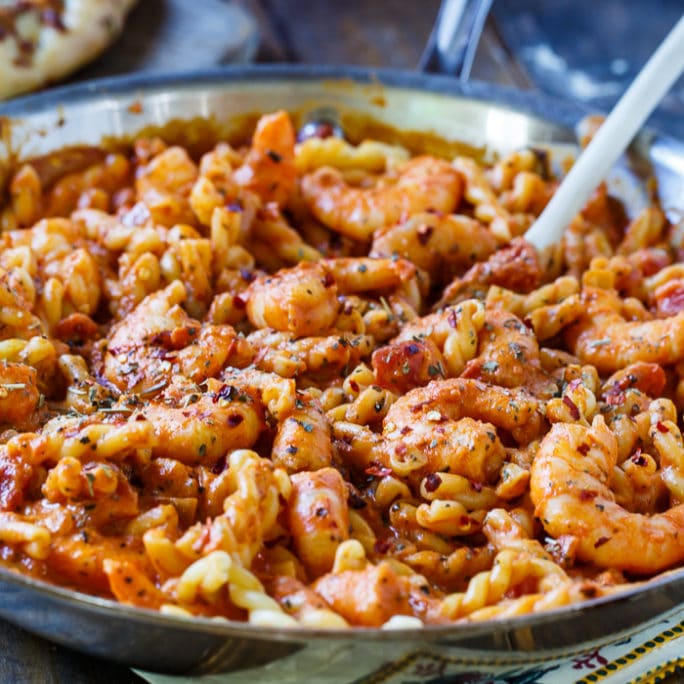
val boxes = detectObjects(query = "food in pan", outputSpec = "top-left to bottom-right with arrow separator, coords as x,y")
0,0 -> 138,100
0,109 -> 682,628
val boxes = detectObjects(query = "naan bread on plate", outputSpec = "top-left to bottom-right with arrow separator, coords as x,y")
0,0 -> 138,99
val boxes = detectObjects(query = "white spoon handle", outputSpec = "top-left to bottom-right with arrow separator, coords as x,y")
525,15 -> 684,251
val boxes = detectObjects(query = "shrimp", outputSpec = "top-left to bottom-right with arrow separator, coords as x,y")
300,156 -> 462,241
233,110 -> 297,206
530,415 -> 684,574
245,257 -> 418,338
141,378 -> 265,466
439,237 -> 541,306
321,257 -> 417,294
600,361 -> 667,404
104,559 -> 165,610
104,281 -> 253,394
312,561 -> 414,626
272,395 -> 333,473
288,468 -> 350,578
246,261 -> 339,338
0,445 -> 35,511
248,328 -> 374,379
264,575 -> 346,625
47,531 -> 152,595
370,212 -> 497,281
389,300 -> 486,378
461,308 -> 557,398
566,286 -> 684,374
372,336 -> 446,394
0,362 -> 43,431
383,379 -> 544,483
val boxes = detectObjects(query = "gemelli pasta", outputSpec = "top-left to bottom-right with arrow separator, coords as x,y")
0,108 -> 683,628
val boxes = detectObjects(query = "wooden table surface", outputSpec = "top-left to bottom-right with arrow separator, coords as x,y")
1,1 -> 679,683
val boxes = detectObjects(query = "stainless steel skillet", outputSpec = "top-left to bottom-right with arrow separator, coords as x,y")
1,65 -> 684,675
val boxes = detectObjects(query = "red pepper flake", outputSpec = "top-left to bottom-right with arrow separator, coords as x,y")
239,268 -> 256,282
233,294 -> 247,310
605,391 -> 625,406
215,384 -> 237,403
348,379 -> 359,392
322,271 -> 335,288
594,536 -> 610,548
365,462 -> 392,478
416,224 -> 434,245
579,489 -> 597,501
374,538 -> 391,554
656,421 -> 669,433
577,443 -> 590,456
211,455 -> 228,475
631,448 -> 647,466
347,491 -> 367,509
562,395 -> 580,420
423,473 -> 442,492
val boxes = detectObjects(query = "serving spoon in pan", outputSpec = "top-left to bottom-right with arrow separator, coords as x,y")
525,14 -> 684,250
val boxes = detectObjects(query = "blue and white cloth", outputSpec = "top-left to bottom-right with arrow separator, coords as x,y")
138,606 -> 684,684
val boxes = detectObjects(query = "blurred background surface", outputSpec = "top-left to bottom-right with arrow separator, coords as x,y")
492,0 -> 684,138
73,0 -> 684,139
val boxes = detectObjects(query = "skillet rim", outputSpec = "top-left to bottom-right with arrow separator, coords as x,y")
0,63 -> 682,655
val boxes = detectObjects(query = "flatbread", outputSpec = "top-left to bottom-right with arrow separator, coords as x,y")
0,0 -> 138,99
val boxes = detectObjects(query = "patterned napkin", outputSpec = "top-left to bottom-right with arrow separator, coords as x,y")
136,605 -> 684,684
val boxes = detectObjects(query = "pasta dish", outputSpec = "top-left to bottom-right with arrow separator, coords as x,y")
0,110 -> 682,628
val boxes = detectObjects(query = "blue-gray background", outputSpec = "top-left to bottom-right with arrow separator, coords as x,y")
493,0 -> 684,139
